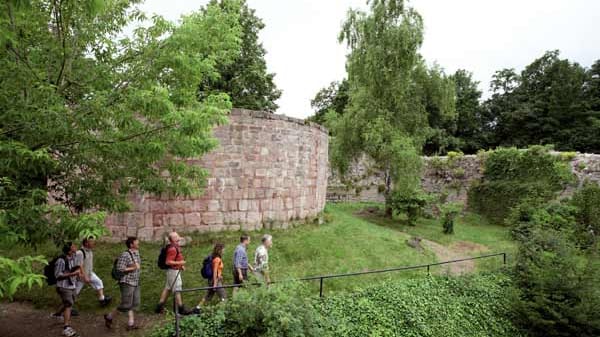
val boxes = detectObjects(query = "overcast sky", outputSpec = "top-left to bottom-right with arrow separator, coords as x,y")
138,0 -> 600,119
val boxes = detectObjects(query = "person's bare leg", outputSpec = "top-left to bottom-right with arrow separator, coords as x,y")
158,288 -> 170,304
175,293 -> 183,307
63,307 -> 71,327
97,288 -> 105,300
127,310 -> 135,327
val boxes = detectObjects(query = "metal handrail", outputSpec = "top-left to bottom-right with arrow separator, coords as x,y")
173,252 -> 507,337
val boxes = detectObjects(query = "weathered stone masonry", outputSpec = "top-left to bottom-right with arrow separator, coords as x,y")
106,109 -> 329,241
328,153 -> 600,204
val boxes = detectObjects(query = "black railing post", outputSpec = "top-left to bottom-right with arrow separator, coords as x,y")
174,291 -> 180,337
427,265 -> 430,274
502,253 -> 506,265
319,277 -> 324,297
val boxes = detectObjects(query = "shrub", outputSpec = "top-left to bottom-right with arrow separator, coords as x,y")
468,146 -> 574,224
511,226 -> 600,337
570,182 -> 600,248
441,202 -> 463,234
508,196 -> 600,337
559,151 -> 577,161
388,190 -> 431,226
446,150 -> 464,164
151,283 -> 324,337
153,274 -> 524,337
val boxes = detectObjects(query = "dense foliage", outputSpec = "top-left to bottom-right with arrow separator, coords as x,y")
308,79 -> 349,126
329,0 -> 455,215
468,146 -> 574,224
508,184 -> 600,337
316,51 -> 600,155
440,202 -> 463,234
0,0 -> 242,297
198,0 -> 281,112
152,274 -> 522,337
481,51 -> 600,153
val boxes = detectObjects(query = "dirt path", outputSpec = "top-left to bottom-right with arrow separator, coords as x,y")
420,239 -> 488,275
0,302 -> 157,337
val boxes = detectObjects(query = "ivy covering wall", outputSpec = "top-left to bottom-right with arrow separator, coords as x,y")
468,146 -> 575,224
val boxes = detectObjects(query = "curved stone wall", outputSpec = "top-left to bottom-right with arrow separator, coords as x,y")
106,109 -> 329,240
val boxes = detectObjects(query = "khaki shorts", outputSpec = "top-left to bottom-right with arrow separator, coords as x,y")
117,284 -> 140,312
165,269 -> 183,292
56,287 -> 76,307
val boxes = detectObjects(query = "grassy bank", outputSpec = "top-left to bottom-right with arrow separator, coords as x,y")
1,202 -> 515,315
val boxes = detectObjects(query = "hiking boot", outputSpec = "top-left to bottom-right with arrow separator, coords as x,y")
62,326 -> 78,337
51,312 -> 63,319
178,305 -> 192,316
103,314 -> 113,329
70,308 -> 79,317
99,296 -> 112,307
154,302 -> 165,314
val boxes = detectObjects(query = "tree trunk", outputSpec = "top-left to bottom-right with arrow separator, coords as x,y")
384,168 -> 393,218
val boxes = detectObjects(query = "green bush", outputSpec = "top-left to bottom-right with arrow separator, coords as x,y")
468,146 -> 574,224
388,190 -> 431,226
570,182 -> 600,248
153,274 -> 523,337
440,202 -> 463,234
507,196 -> 600,337
151,283 -> 324,337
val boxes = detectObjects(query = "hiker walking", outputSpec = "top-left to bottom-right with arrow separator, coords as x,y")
253,234 -> 273,284
194,243 -> 226,311
53,242 -> 83,337
232,234 -> 253,295
155,232 -> 191,315
74,236 -> 112,307
104,237 -> 142,331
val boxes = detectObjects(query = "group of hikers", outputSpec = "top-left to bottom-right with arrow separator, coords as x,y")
49,232 -> 273,337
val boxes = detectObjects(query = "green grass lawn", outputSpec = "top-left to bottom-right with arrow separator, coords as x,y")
0,202 -> 515,315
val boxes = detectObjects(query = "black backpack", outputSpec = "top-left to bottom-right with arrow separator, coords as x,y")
157,244 -> 179,270
111,251 -> 135,281
44,255 -> 65,286
201,255 -> 214,279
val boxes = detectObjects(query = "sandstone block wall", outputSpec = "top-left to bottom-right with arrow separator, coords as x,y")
328,153 -> 600,205
106,109 -> 329,241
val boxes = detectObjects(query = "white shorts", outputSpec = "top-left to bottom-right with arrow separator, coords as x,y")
165,269 -> 183,292
75,272 -> 104,294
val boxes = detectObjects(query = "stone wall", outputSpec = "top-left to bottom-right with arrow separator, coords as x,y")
106,109 -> 329,241
328,153 -> 600,205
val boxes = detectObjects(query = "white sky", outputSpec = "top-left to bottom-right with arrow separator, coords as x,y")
138,0 -> 600,119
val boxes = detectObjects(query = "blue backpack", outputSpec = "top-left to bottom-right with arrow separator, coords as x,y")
201,255 -> 213,279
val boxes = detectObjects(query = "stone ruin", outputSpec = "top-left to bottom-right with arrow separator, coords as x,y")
327,153 -> 600,205
105,109 -> 329,241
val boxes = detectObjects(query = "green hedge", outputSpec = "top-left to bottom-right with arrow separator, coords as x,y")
152,274 -> 523,337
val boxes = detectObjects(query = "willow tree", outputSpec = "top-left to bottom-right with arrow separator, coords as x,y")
330,0 -> 442,216
0,0 -> 241,297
